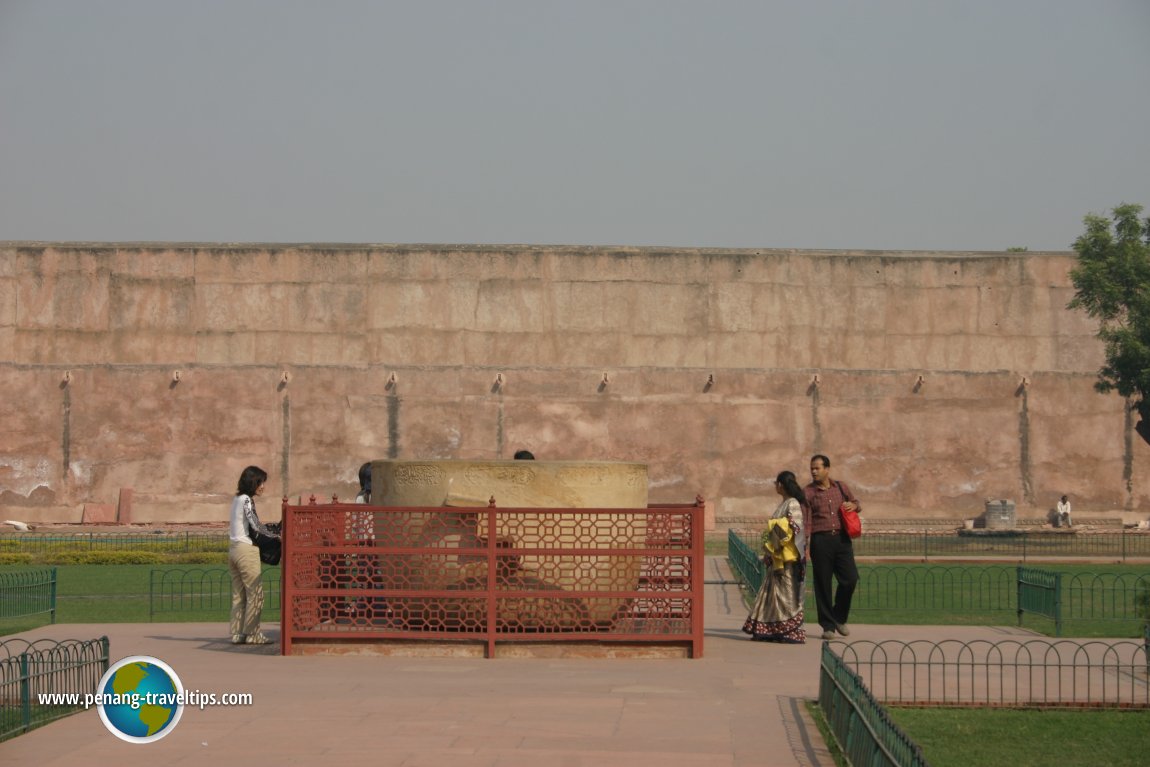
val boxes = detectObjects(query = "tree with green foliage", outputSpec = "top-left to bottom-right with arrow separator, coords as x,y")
1068,203 -> 1150,443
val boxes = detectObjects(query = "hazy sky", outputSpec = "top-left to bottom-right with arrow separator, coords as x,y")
2,1 -> 1148,251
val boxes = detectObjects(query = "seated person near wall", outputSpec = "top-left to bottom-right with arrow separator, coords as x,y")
1056,495 -> 1072,527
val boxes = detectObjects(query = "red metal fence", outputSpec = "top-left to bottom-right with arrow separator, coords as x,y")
279,496 -> 704,658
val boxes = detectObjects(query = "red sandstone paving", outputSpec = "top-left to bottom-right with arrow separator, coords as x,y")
0,557 -> 1050,767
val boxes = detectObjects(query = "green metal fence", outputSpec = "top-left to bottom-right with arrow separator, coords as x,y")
1017,567 -> 1150,637
727,529 -> 763,595
835,638 -> 1149,708
1064,571 -> 1150,623
0,532 -> 228,555
734,549 -> 1145,636
1016,566 -> 1062,635
0,636 -> 109,741
854,564 -> 1015,614
149,567 -> 281,621
0,568 -> 57,624
819,642 -> 931,767
819,636 -> 1149,766
854,530 -> 1150,561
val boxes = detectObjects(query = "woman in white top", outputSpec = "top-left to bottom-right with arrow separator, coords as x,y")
228,466 -> 278,645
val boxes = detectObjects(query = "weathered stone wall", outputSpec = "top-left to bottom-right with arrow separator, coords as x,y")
1,243 -> 1146,526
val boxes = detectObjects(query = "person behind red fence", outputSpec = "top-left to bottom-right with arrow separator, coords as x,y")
742,470 -> 808,644
355,462 -> 372,504
228,465 -> 278,645
803,454 -> 860,641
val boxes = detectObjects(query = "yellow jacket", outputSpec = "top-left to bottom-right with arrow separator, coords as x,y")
761,517 -> 801,572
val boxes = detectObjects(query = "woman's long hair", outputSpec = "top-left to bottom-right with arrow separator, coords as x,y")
776,470 -> 807,509
358,462 -> 372,503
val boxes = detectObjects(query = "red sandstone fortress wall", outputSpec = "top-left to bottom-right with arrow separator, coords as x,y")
0,242 -> 1146,527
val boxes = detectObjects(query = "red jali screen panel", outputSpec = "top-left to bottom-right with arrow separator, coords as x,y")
279,497 -> 704,658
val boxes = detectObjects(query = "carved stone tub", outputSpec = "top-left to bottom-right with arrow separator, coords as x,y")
370,460 -> 648,627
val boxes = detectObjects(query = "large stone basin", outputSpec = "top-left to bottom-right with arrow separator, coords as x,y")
372,459 -> 647,508
370,460 -> 648,626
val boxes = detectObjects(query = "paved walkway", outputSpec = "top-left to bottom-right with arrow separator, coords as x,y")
0,558 -> 1040,766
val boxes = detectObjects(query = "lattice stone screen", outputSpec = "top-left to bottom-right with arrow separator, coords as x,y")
280,498 -> 704,657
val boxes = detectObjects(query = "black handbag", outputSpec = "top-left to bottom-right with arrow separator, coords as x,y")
249,520 -> 282,566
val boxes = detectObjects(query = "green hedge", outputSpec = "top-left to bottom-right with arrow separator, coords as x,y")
0,554 -> 34,566
51,551 -> 167,565
0,551 -> 229,566
0,536 -> 229,555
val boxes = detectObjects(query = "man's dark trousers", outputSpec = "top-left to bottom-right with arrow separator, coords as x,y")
809,530 -> 859,630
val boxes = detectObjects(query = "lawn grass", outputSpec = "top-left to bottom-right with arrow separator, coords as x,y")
54,564 -> 192,623
0,564 -> 281,635
734,561 -> 1150,637
885,707 -> 1150,767
703,537 -> 729,556
0,617 -> 46,635
850,562 -> 1150,638
804,701 -> 848,767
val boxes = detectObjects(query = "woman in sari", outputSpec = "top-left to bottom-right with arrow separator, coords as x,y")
742,470 -> 807,643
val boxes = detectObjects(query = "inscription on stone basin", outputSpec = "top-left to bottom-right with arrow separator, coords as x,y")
391,464 -> 447,487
